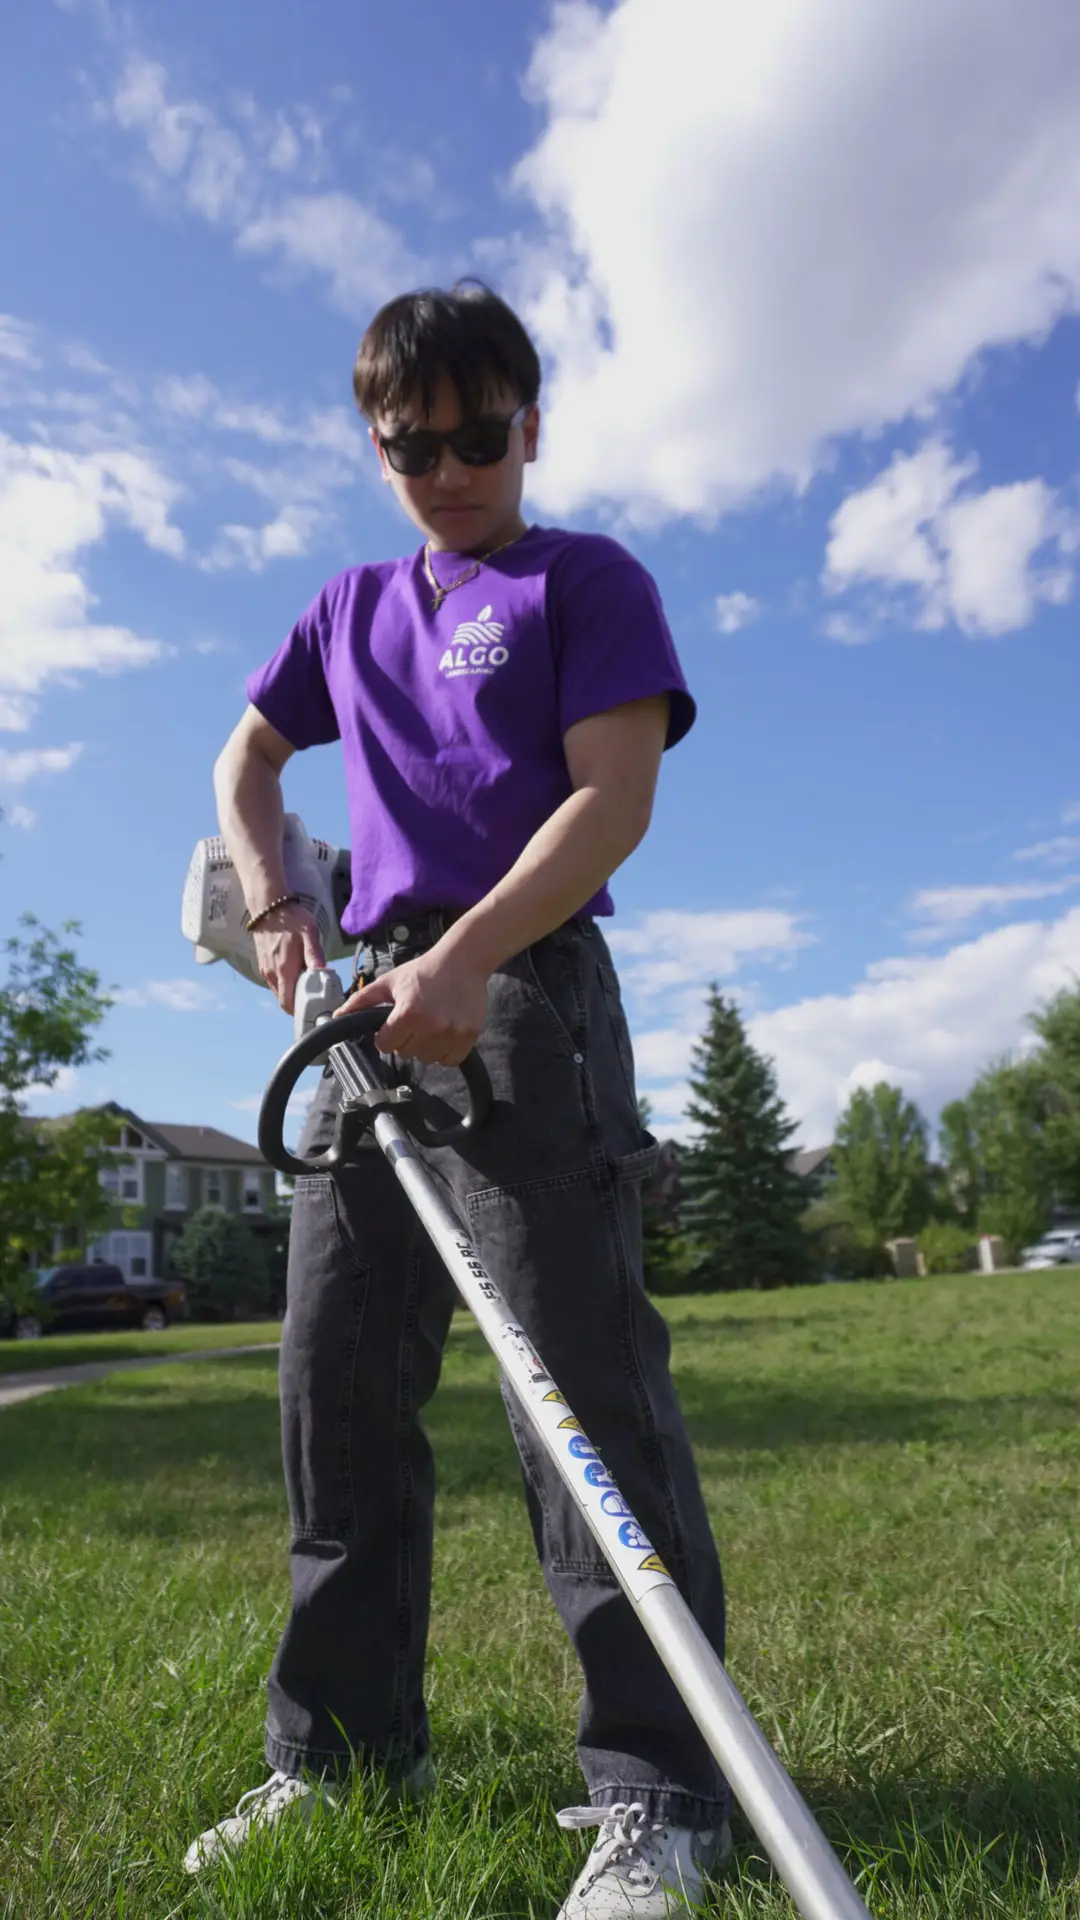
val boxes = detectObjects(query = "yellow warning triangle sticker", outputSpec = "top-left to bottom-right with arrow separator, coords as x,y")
558,1415 -> 585,1433
543,1389 -> 567,1404
638,1552 -> 668,1574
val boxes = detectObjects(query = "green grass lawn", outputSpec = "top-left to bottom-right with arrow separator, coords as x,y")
0,1320 -> 283,1375
0,1271 -> 1077,1918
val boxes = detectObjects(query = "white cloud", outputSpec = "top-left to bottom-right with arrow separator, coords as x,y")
4,804 -> 36,829
839,1057 -> 923,1101
611,908 -> 814,1130
111,58 -> 267,225
515,0 -> 1080,522
204,508 -> 319,572
824,441 -> 1075,636
105,58 -> 415,316
231,1086 -> 311,1120
0,316 -> 39,366
608,906 -> 814,998
820,612 -> 871,647
715,591 -> 760,634
22,1064 -> 80,1108
0,695 -> 33,732
155,373 -> 362,459
113,979 -> 222,1012
908,875 -> 1079,939
238,191 -> 417,314
0,743 -> 83,786
0,431 -> 179,718
1013,835 -> 1080,866
748,909 -> 1080,1144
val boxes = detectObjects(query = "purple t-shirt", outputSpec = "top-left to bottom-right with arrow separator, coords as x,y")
246,524 -> 695,935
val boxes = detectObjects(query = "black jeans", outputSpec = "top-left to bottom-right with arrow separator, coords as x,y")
265,918 -> 730,1828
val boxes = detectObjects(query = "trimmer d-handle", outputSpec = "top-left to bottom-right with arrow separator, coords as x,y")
258,968 -> 493,1179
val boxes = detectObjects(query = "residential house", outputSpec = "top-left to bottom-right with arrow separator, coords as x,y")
645,1139 -> 836,1211
84,1103 -> 279,1281
789,1145 -> 837,1185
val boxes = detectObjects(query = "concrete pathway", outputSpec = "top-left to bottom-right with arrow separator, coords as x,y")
0,1341 -> 280,1411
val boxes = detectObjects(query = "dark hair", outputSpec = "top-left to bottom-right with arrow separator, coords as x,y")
352,280 -> 541,424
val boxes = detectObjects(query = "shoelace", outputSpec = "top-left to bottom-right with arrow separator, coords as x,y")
232,1771 -> 307,1820
557,1802 -> 669,1889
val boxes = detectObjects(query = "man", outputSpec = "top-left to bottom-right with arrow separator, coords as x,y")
187,281 -> 731,1918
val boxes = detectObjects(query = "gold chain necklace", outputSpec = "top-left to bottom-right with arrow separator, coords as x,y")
423,528 -> 527,613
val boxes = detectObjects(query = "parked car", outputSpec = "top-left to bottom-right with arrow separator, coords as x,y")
0,1264 -> 188,1340
1019,1229 -> 1080,1270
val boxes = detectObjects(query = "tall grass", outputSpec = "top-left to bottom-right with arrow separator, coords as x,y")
1,1271 -> 1077,1916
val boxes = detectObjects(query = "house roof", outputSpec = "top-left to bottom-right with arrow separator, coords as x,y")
23,1104 -> 267,1166
790,1145 -> 834,1178
141,1122 -> 267,1165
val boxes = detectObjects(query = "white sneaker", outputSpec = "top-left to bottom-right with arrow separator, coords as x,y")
182,1753 -> 434,1874
183,1770 -> 335,1873
555,1801 -> 731,1918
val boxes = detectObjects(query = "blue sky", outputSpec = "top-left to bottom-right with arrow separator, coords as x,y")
4,0 -> 1080,1150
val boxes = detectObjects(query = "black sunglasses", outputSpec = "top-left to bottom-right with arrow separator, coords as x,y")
378,405 -> 527,478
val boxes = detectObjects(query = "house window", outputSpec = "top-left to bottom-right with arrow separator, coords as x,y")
243,1171 -> 262,1211
205,1169 -> 224,1207
108,1231 -> 152,1279
165,1163 -> 187,1210
121,1126 -> 144,1150
118,1161 -> 142,1203
99,1160 -> 141,1202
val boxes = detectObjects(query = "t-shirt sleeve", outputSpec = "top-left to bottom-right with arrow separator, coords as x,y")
244,588 -> 342,751
547,543 -> 696,749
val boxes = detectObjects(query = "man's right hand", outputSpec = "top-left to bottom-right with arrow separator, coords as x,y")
252,903 -> 327,1014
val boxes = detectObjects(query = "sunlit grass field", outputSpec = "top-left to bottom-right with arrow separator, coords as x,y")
0,1320 -> 283,1375
1,1272 -> 1077,1918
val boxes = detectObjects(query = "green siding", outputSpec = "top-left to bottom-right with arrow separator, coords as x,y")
188,1167 -> 202,1211
144,1160 -> 166,1214
226,1168 -> 242,1212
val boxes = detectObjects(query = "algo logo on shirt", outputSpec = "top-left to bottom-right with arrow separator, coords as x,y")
438,605 -> 510,679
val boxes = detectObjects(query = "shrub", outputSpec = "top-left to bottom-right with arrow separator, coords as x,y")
918,1221 -> 976,1275
813,1224 -> 892,1282
0,1266 -> 55,1333
802,1197 -> 891,1283
168,1207 -> 269,1320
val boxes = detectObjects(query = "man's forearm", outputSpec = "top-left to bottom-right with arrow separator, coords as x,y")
441,783 -> 649,975
213,743 -> 288,916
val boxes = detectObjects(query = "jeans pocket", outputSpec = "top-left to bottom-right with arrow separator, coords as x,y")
598,962 -> 639,1109
515,936 -> 586,1058
613,1136 -> 661,1183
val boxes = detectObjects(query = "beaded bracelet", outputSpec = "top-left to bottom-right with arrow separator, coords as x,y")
245,892 -> 303,932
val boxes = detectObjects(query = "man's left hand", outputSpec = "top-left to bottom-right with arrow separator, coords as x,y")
336,946 -> 490,1067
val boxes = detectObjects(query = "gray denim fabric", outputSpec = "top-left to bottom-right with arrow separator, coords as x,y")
265,918 -> 731,1829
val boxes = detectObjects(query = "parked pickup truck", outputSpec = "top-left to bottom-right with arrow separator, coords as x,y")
0,1264 -> 189,1340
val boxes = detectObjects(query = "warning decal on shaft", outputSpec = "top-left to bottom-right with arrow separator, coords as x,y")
639,1552 -> 668,1574
543,1389 -> 567,1405
557,1415 -> 584,1433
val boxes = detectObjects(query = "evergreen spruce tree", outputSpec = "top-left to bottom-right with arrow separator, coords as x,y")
680,989 -> 811,1290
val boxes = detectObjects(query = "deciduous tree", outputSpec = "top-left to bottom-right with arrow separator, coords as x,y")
832,1082 -> 932,1244
168,1207 -> 270,1319
0,919 -> 116,1299
940,1058 -> 1056,1255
